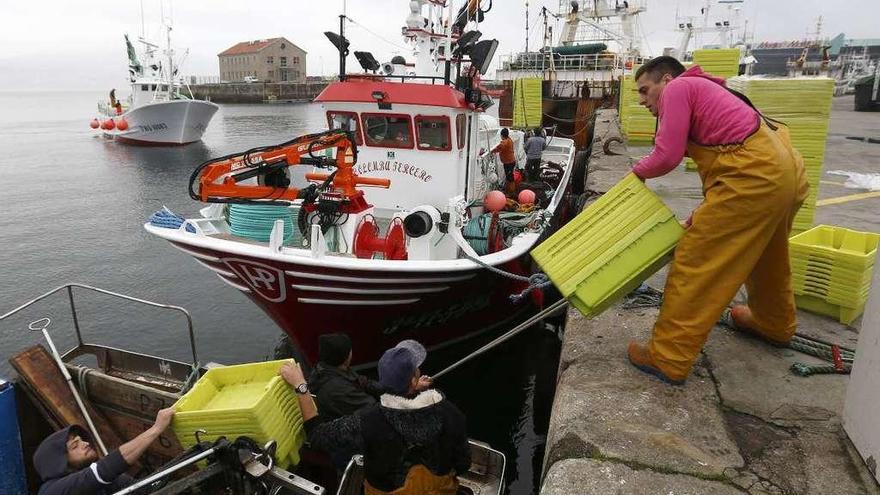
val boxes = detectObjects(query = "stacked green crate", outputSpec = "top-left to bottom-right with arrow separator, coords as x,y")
692,48 -> 741,78
727,76 -> 834,234
619,73 -> 656,145
532,173 -> 684,317
172,359 -> 306,467
513,77 -> 543,128
789,225 -> 880,325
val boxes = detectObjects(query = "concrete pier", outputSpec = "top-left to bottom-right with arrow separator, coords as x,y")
540,98 -> 880,494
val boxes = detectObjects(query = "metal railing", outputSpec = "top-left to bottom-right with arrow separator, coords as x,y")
497,51 -> 634,75
0,283 -> 198,369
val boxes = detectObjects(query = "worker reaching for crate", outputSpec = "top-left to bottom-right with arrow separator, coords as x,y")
626,56 -> 809,385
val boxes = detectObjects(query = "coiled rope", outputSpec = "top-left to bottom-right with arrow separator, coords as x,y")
149,207 -> 196,233
228,204 -> 301,245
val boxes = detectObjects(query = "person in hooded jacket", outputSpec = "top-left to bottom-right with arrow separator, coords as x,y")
626,56 -> 809,385
33,407 -> 174,495
281,340 -> 470,495
308,333 -> 384,421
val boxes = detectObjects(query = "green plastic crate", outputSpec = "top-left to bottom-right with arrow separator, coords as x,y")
795,294 -> 865,325
172,359 -> 306,467
531,173 -> 684,317
789,226 -> 880,266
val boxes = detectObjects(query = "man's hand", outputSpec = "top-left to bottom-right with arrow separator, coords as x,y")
152,407 -> 175,433
280,361 -> 306,388
415,375 -> 433,392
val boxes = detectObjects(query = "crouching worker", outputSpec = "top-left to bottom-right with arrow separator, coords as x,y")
34,407 -> 175,495
281,340 -> 471,495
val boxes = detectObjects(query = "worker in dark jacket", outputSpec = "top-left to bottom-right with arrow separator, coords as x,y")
308,333 -> 384,421
281,340 -> 470,495
522,127 -> 547,181
34,407 -> 174,495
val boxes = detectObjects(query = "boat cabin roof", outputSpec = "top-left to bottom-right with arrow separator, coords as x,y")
315,78 -> 468,109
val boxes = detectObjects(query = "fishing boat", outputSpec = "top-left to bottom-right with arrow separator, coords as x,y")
144,1 -> 589,367
1,283 -> 506,494
91,24 -> 218,145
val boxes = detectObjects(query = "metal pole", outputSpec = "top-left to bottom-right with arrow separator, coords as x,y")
112,447 -> 217,495
339,14 -> 346,81
433,299 -> 569,379
30,319 -> 108,456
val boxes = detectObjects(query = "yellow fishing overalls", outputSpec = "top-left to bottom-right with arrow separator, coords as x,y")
364,465 -> 459,495
648,116 -> 810,380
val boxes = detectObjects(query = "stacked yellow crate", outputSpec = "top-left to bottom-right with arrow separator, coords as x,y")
692,48 -> 741,79
619,73 -> 657,145
513,77 -> 543,128
789,225 -> 880,324
727,76 -> 834,234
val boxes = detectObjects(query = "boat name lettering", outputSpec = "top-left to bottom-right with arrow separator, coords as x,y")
355,160 -> 433,183
231,153 -> 263,172
383,293 -> 490,335
137,122 -> 169,133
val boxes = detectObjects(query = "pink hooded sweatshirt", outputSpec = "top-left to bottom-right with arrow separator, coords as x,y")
632,66 -> 759,179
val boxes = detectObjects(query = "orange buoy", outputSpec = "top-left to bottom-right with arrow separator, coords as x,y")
102,119 -> 116,130
116,118 -> 129,131
90,119 -> 100,129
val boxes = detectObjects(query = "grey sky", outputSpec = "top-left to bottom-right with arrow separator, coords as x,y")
0,0 -> 877,91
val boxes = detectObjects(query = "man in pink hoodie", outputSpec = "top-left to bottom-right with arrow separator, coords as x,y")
625,56 -> 809,385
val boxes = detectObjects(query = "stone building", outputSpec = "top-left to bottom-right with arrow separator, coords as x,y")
218,37 -> 307,83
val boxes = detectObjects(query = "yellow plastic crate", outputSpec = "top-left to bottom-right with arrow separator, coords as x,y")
513,78 -> 543,128
790,225 -> 880,270
795,294 -> 865,325
172,359 -> 306,467
532,173 -> 683,317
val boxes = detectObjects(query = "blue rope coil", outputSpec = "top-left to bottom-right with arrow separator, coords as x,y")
149,207 -> 195,233
228,204 -> 298,245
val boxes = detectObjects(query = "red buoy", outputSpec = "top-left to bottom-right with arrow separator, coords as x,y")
102,119 -> 115,130
116,118 -> 129,131
89,119 -> 100,129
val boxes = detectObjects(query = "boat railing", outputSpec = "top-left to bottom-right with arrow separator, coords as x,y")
0,283 -> 200,392
498,51 -> 627,74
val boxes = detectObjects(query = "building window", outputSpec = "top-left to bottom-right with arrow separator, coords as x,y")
362,114 -> 413,149
281,43 -> 286,50
141,84 -> 149,91
281,70 -> 288,82
267,56 -> 274,64
327,111 -> 363,144
267,70 -> 273,79
415,116 -> 451,151
456,114 -> 467,149
280,56 -> 287,67
293,56 -> 300,64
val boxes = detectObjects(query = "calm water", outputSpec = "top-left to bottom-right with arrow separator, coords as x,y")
0,91 -> 559,494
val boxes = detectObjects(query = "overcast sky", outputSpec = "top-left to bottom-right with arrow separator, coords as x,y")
0,0 -> 877,91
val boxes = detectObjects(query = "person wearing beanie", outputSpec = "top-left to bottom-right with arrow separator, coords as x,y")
308,333 -> 384,421
33,407 -> 174,495
281,340 -> 471,495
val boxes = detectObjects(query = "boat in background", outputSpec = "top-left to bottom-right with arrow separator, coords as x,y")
91,25 -> 218,145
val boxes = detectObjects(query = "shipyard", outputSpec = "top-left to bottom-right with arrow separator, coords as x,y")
1,1 -> 880,494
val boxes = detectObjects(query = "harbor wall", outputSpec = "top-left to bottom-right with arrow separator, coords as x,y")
189,82 -> 329,103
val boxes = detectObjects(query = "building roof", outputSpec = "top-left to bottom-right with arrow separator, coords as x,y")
315,79 -> 468,109
218,37 -> 305,56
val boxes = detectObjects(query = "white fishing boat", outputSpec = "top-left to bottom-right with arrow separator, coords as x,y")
91,25 -> 218,145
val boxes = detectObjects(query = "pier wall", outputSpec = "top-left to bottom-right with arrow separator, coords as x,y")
189,82 -> 329,103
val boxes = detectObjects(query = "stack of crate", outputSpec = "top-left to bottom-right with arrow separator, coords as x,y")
790,225 -> 880,325
692,48 -> 741,79
513,77 -> 543,128
619,72 -> 657,145
727,76 -> 835,234
172,359 -> 306,468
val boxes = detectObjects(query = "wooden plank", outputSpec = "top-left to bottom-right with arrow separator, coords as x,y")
100,407 -> 183,468
10,345 -> 125,452
71,366 -> 180,419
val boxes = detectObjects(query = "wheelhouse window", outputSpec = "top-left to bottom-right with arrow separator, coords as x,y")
362,114 -> 413,149
327,111 -> 363,145
456,113 -> 467,149
415,116 -> 451,151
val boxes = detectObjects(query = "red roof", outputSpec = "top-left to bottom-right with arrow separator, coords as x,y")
219,38 -> 281,56
315,79 -> 468,109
